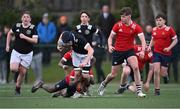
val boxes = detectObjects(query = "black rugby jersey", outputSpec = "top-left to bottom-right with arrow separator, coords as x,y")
71,32 -> 89,54
12,23 -> 38,54
75,24 -> 98,45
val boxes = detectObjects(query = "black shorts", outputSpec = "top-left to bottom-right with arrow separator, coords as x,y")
153,52 -> 171,67
112,49 -> 135,66
55,79 -> 69,91
55,79 -> 77,97
65,84 -> 77,97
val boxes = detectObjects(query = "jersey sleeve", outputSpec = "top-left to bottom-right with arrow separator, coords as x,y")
92,25 -> 98,33
135,24 -> 143,36
63,51 -> 72,61
32,26 -> 38,36
111,23 -> 119,34
170,27 -> 177,39
11,24 -> 17,33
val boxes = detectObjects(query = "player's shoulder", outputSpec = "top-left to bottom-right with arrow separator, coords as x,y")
15,23 -> 22,28
164,26 -> 172,31
76,25 -> 81,29
152,27 -> 157,31
29,24 -> 35,29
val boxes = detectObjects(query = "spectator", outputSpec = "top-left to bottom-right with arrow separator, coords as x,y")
97,5 -> 115,60
57,15 -> 71,58
31,42 -> 43,82
57,15 -> 71,37
144,25 -> 153,82
0,27 -> 7,84
144,25 -> 153,45
92,30 -> 106,83
37,13 -> 57,65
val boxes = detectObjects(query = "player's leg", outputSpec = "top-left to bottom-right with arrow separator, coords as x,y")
98,65 -> 120,96
98,50 -> 124,96
127,56 -> 146,97
9,50 -> 21,95
160,66 -> 169,84
144,63 -> 154,92
160,56 -> 170,84
115,65 -> 131,94
43,79 -> 68,93
153,62 -> 161,95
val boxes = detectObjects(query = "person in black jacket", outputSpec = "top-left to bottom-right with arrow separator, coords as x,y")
98,5 -> 115,60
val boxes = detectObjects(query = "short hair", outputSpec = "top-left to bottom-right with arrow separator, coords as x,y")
21,10 -> 31,17
80,11 -> 90,18
120,7 -> 132,16
155,14 -> 167,20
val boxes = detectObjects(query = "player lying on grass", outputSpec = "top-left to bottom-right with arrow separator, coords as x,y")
32,43 -> 95,98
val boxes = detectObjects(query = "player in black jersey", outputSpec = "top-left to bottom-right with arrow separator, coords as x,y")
57,31 -> 94,92
75,11 -> 99,45
6,11 -> 38,95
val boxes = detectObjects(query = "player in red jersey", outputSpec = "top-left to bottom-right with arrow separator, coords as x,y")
98,7 -> 146,97
32,50 -> 95,98
115,45 -> 153,94
148,14 -> 178,95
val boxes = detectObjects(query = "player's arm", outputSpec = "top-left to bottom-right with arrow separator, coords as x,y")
163,35 -> 178,52
138,33 -> 146,58
19,33 -> 38,44
148,37 -> 154,50
138,33 -> 146,51
6,29 -> 13,52
79,43 -> 94,67
108,32 -> 116,53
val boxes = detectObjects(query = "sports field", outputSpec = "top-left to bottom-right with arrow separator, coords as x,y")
0,83 -> 180,108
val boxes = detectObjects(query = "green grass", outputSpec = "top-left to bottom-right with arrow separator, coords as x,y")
0,83 -> 180,108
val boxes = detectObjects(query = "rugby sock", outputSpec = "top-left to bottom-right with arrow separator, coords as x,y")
163,76 -> 169,84
136,84 -> 142,94
155,89 -> 160,95
120,83 -> 127,88
101,81 -> 106,87
15,86 -> 21,94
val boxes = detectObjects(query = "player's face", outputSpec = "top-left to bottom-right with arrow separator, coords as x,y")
156,17 -> 165,28
80,13 -> 90,24
21,14 -> 31,25
121,14 -> 130,24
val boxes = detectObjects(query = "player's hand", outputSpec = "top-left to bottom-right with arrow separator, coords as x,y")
147,46 -> 151,51
108,45 -> 115,53
20,33 -> 26,39
79,62 -> 87,68
163,47 -> 170,52
139,50 -> 145,59
62,65 -> 69,70
57,45 -> 64,52
6,46 -> 10,52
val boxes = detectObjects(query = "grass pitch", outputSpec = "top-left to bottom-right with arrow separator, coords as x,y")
0,83 -> 180,108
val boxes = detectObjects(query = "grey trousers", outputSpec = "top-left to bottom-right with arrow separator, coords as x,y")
31,52 -> 43,81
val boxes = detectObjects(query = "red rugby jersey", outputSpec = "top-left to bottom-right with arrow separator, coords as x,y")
112,21 -> 143,51
152,26 -> 176,56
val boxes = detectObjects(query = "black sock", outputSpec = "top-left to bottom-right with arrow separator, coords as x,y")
15,86 -> 21,92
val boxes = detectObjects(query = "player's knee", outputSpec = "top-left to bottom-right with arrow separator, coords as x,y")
10,65 -> 18,72
123,69 -> 130,76
154,67 -> 160,74
132,65 -> 139,72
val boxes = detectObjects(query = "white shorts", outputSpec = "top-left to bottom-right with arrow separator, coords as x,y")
72,51 -> 91,73
10,49 -> 33,69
